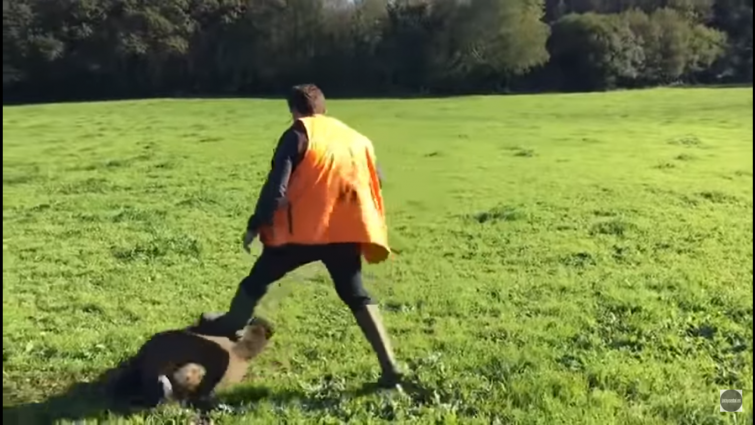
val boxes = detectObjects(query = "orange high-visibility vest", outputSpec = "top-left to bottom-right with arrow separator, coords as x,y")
258,114 -> 390,264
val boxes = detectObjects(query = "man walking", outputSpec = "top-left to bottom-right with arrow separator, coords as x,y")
195,84 -> 403,389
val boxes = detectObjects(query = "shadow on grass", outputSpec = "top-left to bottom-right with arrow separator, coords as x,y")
212,376 -> 433,416
4,365 -> 428,424
354,379 -> 434,401
220,385 -> 344,411
3,379 -> 147,424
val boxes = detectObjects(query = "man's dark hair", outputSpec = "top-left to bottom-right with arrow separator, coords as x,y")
287,84 -> 326,116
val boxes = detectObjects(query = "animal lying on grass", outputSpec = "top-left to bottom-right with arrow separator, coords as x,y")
102,316 -> 275,410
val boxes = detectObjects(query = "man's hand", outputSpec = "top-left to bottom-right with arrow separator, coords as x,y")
242,229 -> 258,253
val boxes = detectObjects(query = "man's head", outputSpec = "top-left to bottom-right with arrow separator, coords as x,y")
287,84 -> 326,119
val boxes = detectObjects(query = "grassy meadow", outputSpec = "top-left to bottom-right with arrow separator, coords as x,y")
2,88 -> 754,424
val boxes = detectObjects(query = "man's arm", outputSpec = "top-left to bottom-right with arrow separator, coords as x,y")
247,123 -> 307,232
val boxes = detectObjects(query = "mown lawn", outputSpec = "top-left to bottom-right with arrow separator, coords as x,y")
3,88 -> 753,424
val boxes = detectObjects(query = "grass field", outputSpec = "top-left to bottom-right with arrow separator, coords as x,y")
3,88 -> 754,425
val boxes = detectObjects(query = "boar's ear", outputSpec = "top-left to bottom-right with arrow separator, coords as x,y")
140,375 -> 172,408
157,374 -> 174,400
248,316 -> 275,338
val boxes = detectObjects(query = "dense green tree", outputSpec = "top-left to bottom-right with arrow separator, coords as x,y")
711,0 -> 753,81
2,0 -> 751,102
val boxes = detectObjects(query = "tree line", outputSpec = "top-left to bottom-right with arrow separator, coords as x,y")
3,0 -> 753,102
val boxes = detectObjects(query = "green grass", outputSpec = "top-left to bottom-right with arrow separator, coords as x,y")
3,87 -> 754,424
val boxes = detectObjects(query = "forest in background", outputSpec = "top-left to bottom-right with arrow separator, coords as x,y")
3,0 -> 753,102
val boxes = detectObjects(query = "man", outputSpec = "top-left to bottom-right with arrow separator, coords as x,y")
195,84 -> 403,389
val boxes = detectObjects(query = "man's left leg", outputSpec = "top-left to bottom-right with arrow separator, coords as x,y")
195,245 -> 317,338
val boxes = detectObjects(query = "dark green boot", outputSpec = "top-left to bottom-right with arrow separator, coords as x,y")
193,286 -> 259,339
353,304 -> 404,389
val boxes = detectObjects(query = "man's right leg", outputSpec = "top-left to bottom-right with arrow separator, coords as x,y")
193,245 -> 315,339
321,243 -> 404,389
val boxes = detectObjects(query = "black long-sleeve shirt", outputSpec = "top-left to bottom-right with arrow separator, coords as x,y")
247,120 -> 383,232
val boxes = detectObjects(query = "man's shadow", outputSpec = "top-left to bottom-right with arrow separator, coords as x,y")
3,377 -> 146,424
4,371 -> 431,424
3,382 -> 348,424
219,378 -> 433,415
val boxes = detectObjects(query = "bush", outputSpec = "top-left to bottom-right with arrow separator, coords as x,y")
548,9 -> 727,91
548,13 -> 644,91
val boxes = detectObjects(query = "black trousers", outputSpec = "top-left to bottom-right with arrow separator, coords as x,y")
239,243 -> 374,311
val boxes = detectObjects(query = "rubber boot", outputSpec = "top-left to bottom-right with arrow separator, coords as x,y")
193,285 -> 259,339
353,304 -> 404,389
